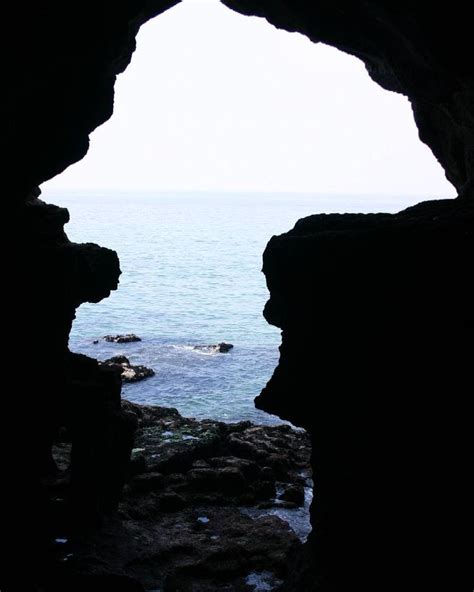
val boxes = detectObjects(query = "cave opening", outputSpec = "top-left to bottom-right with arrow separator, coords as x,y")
43,0 -> 453,426
5,0 -> 473,590
34,1 -> 463,590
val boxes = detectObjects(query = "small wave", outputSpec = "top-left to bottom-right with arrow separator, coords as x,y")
170,344 -> 193,351
191,349 -> 221,357
170,344 -> 224,356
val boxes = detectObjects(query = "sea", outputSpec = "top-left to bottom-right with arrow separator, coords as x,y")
45,190 -> 422,425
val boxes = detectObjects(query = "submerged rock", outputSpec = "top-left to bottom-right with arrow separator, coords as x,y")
193,342 -> 234,353
100,355 -> 155,383
103,334 -> 142,343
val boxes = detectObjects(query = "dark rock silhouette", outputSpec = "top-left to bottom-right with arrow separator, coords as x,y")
3,1 -> 473,590
193,342 -> 234,353
279,485 -> 305,507
258,199 -> 473,590
103,334 -> 142,343
100,355 -> 155,382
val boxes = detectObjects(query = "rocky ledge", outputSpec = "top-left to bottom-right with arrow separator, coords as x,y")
50,401 -> 311,591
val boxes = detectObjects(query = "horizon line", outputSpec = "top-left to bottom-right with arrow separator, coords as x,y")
41,187 -> 453,199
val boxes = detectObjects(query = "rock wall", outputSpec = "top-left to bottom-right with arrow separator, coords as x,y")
258,199 -> 473,589
4,196 -> 138,589
3,0 -> 473,590
3,1 -> 180,202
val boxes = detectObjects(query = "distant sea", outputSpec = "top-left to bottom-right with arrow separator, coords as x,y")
45,190 -> 423,425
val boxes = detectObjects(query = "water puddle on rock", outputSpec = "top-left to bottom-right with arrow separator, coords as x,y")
240,477 -> 313,542
245,570 -> 283,591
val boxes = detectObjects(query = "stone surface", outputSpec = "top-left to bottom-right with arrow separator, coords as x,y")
100,355 -> 155,382
3,197 -> 125,589
279,485 -> 305,507
103,334 -> 142,343
122,401 -> 310,509
258,198 -> 474,590
46,401 -> 310,591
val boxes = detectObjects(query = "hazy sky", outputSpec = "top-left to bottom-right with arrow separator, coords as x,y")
43,0 -> 455,197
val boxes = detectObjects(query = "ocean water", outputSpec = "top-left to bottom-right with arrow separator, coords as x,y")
46,190 -> 420,425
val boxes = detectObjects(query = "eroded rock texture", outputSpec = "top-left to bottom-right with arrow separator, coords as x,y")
3,0 -> 473,590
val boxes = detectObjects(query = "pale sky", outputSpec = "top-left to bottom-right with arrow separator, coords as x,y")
43,0 -> 455,197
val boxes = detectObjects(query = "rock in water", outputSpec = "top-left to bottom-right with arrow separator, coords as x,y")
100,355 -> 155,383
217,342 -> 233,353
193,342 -> 233,353
121,365 -> 155,383
103,334 -> 142,343
279,484 -> 306,507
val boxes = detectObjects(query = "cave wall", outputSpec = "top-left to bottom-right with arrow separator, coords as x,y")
258,200 -> 473,590
3,0 -> 473,590
4,0 -> 180,202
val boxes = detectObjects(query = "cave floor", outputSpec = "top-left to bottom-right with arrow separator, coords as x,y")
49,401 -> 311,591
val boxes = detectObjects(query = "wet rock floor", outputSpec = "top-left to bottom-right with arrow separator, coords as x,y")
50,401 -> 312,591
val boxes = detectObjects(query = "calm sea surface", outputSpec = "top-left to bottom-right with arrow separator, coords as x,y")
45,191 -> 421,424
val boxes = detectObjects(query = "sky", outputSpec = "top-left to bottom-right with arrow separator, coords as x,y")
43,0 -> 455,197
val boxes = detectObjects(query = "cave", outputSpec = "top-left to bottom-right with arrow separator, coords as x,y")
4,1 -> 473,591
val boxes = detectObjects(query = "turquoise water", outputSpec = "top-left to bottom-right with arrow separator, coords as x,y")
45,190 -> 421,424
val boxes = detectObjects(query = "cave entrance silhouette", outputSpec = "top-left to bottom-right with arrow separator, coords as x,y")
37,1 -> 461,590
42,0 -> 452,427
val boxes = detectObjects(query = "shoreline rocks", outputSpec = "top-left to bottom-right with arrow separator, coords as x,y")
50,401 -> 311,591
100,355 -> 155,383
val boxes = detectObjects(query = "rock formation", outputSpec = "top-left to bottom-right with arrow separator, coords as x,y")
3,1 -> 473,591
193,342 -> 234,353
103,334 -> 143,343
258,199 -> 473,590
48,401 -> 311,591
100,355 -> 155,382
